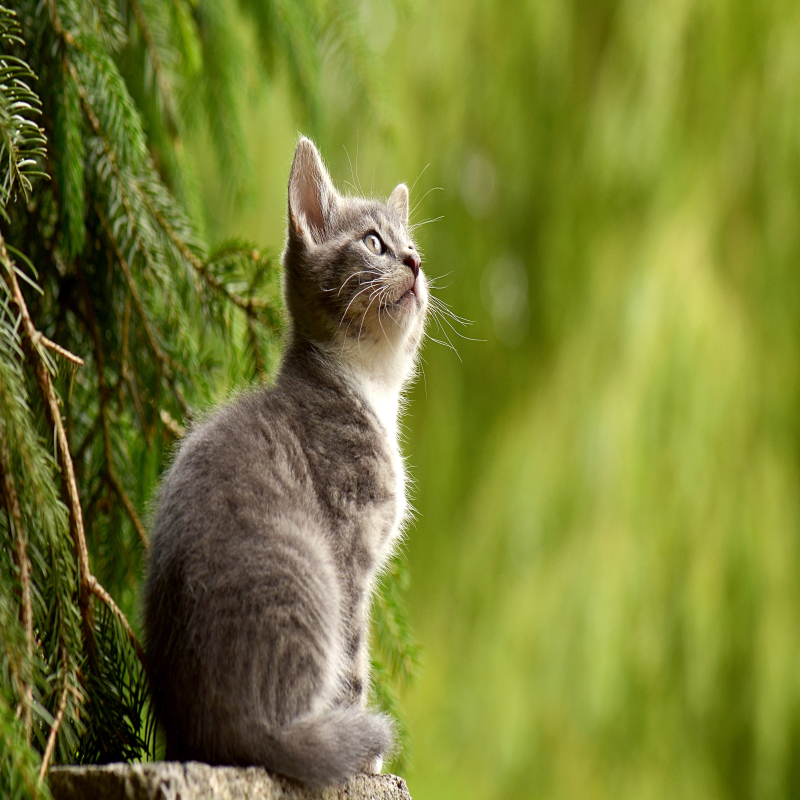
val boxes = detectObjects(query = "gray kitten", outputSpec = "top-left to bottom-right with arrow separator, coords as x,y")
143,137 -> 428,788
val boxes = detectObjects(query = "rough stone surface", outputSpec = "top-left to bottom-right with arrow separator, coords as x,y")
49,763 -> 412,800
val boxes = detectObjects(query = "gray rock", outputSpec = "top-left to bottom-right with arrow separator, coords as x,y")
49,763 -> 412,800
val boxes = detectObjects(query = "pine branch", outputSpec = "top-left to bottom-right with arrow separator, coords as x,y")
85,575 -> 146,670
0,233 -> 146,679
92,199 -> 190,414
78,262 -> 149,553
155,207 -> 274,317
3,242 -> 91,619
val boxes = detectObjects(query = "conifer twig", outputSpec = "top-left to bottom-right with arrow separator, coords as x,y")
78,265 -> 150,553
92,200 -> 190,416
86,574 -> 147,667
32,332 -> 84,366
91,202 -> 179,378
105,456 -> 150,552
68,37 -> 276,334
0,430 -> 34,743
159,408 -> 185,438
151,206 -> 278,319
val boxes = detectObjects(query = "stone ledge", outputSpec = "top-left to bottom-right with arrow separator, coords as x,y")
49,762 -> 412,800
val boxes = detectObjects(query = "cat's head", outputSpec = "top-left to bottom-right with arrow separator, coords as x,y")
282,137 -> 428,383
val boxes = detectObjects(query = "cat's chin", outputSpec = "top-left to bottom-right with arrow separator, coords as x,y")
387,292 -> 426,338
339,292 -> 425,359
396,289 -> 421,311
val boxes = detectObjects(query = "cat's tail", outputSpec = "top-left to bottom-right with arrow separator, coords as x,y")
250,706 -> 395,789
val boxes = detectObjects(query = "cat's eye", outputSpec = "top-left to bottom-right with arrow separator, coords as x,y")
364,233 -> 384,255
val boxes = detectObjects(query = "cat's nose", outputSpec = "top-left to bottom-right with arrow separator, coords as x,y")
404,252 -> 421,279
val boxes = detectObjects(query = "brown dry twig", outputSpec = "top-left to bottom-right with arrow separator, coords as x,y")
33,332 -> 84,366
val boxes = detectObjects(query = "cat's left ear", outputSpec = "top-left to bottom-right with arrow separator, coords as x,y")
387,183 -> 409,227
288,136 -> 339,244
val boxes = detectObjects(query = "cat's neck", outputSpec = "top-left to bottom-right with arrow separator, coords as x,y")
281,337 -> 413,443
341,361 -> 401,443
334,335 -> 416,443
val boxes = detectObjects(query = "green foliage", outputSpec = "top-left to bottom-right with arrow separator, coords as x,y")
0,1 -> 409,797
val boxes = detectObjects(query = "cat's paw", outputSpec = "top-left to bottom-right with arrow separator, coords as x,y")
365,755 -> 383,774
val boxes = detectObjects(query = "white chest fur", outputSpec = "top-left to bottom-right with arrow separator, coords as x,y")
346,367 -> 409,552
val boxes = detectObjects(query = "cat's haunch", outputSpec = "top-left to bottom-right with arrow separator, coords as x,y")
143,137 -> 428,788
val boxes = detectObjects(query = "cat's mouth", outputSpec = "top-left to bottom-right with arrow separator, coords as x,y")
391,275 -> 423,309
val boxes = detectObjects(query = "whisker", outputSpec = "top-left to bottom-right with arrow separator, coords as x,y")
409,163 -> 431,196
376,290 -> 397,354
410,186 -> 443,219
430,302 -> 474,329
429,308 -> 463,361
429,296 -> 474,327
337,270 -> 375,297
425,270 -> 453,289
338,282 -> 379,330
355,132 -> 365,197
429,301 -> 483,342
358,289 -> 383,348
367,283 -> 388,306
418,357 -> 428,398
424,330 -> 460,357
343,145 -> 356,188
410,216 -> 444,231
424,278 -> 453,291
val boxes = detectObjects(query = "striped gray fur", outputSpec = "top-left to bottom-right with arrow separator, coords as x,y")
143,137 -> 428,789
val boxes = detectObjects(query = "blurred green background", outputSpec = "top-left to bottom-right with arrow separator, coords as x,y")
191,1 -> 800,797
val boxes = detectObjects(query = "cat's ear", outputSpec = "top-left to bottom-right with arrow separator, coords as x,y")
387,183 -> 409,227
288,137 -> 339,244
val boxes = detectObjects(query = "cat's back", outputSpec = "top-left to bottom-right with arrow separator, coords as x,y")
151,386 -> 302,552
